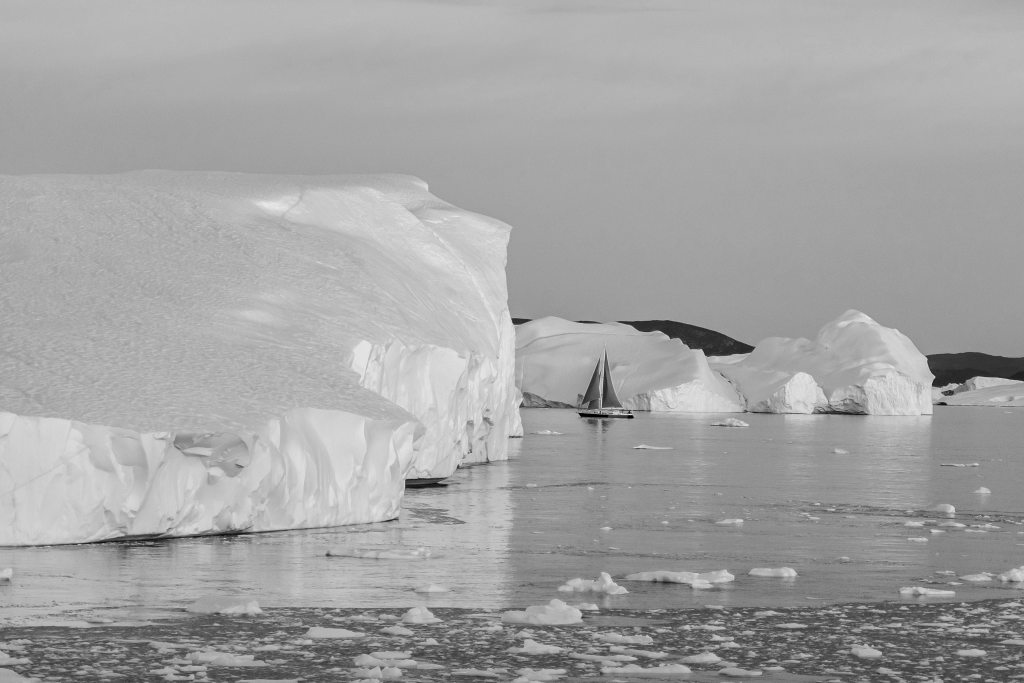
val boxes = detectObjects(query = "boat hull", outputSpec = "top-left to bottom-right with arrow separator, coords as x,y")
578,409 -> 634,419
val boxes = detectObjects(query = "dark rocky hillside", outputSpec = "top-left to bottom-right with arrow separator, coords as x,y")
511,318 -> 754,357
927,352 -> 1024,387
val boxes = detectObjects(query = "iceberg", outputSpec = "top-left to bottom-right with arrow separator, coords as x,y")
939,380 -> 1024,408
952,376 -> 1023,394
0,172 -> 518,546
710,310 -> 933,415
515,318 -> 744,412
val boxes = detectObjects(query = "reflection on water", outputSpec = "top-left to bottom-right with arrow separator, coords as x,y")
1,407 -> 1022,620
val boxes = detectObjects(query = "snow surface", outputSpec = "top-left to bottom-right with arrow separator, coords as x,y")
710,311 -> 933,415
515,318 -> 744,412
0,172 -> 518,545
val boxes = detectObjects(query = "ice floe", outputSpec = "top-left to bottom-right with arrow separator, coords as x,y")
931,504 -> 956,516
513,668 -> 567,682
849,646 -> 883,659
401,607 -> 440,624
593,633 -> 655,645
718,667 -> 763,677
0,569 -> 11,583
186,651 -> 266,666
680,652 -> 722,664
327,547 -> 433,560
748,567 -> 797,578
715,519 -> 744,525
306,627 -> 366,639
557,572 -> 628,595
975,487 -> 992,494
501,600 -> 582,625
186,595 -> 262,615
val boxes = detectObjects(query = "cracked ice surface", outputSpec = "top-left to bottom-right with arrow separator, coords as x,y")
0,172 -> 518,545
710,310 -> 933,415
515,318 -> 744,413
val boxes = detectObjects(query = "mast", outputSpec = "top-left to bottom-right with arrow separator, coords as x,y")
602,350 -> 622,408
580,355 -> 603,409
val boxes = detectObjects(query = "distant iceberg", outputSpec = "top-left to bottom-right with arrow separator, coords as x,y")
515,318 -> 745,413
709,310 -> 933,415
939,379 -> 1024,408
0,172 -> 518,545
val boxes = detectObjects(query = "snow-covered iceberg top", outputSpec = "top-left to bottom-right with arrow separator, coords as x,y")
515,318 -> 743,413
710,310 -> 933,415
0,171 -> 518,545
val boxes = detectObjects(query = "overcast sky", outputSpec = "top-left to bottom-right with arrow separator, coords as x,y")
2,0 -> 1022,354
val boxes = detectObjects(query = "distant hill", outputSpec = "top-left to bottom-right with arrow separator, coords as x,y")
927,352 -> 1024,387
511,318 -> 754,357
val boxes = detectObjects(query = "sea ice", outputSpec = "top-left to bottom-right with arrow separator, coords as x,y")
748,567 -> 797,578
624,570 -> 734,587
186,595 -> 262,615
306,627 -> 366,639
507,639 -> 564,655
327,547 -> 433,560
501,600 -> 583,625
955,649 -> 986,657
600,664 -> 692,677
710,311 -> 933,415
960,574 -> 993,582
899,587 -> 955,596
593,633 -> 655,645
0,172 -> 519,546
833,448 -> 849,454
352,666 -> 403,679
452,670 -> 501,678
710,419 -> 749,427
401,607 -> 440,624
516,318 -> 744,413
940,381 -> 1024,408
557,572 -> 628,595
608,646 -> 668,659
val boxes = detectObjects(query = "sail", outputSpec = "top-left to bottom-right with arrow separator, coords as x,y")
602,352 -> 622,408
581,356 -> 603,408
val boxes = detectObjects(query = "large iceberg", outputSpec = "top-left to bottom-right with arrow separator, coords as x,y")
710,311 -> 933,415
939,380 -> 1024,408
515,318 -> 744,412
0,171 -> 517,546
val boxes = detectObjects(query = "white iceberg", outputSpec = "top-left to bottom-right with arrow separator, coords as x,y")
952,376 -> 1023,394
0,172 -> 519,546
711,310 -> 933,415
501,600 -> 583,625
623,569 -> 734,588
557,572 -> 628,595
748,567 -> 797,578
515,318 -> 744,413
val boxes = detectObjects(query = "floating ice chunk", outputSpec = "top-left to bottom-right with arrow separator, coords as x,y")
401,607 -> 440,624
776,623 -> 807,629
328,547 -> 433,560
956,649 -> 986,657
501,600 -> 582,625
608,646 -> 668,659
557,572 -> 628,595
593,633 -> 655,645
532,431 -> 562,435
354,655 -> 418,669
420,638 -> 439,646
633,445 -> 673,450
413,584 -> 449,593
931,504 -> 955,516
600,664 -> 692,677
624,570 -> 734,587
187,651 -> 266,667
938,521 -> 965,528
998,566 -> 1024,582
930,529 -> 945,534
974,487 -> 992,494
907,537 -> 928,542
899,587 -> 955,596
748,567 -> 797,578
574,603 -> 599,611
960,574 -> 994,582
352,666 -> 403,679
680,652 -> 722,664
833,448 -> 849,454
370,652 -> 412,660
1000,639 -> 1024,645
306,627 -> 366,639
711,419 -> 749,428
186,595 -> 262,615
718,668 -> 762,677
753,611 -> 782,618
904,521 -> 924,527
507,639 -> 564,655
715,519 -> 744,526
941,463 -> 980,467
849,646 -> 882,659
381,626 -> 414,636
513,668 -> 567,682
569,652 -> 636,663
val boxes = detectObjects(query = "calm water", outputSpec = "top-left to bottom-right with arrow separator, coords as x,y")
2,407 -> 1023,623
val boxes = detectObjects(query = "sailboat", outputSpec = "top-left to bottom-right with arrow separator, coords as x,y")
577,349 -> 633,419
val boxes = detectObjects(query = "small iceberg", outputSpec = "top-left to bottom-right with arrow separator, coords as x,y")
748,567 -> 797,578
711,418 -> 749,427
633,444 -> 673,450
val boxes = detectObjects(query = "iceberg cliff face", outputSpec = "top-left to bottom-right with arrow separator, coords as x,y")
711,311 -> 933,415
515,318 -> 744,413
0,172 -> 517,545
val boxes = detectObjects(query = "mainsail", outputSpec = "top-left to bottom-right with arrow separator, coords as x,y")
601,352 -> 622,408
581,355 -> 603,409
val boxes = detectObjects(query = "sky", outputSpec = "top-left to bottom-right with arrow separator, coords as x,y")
1,0 -> 1022,355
